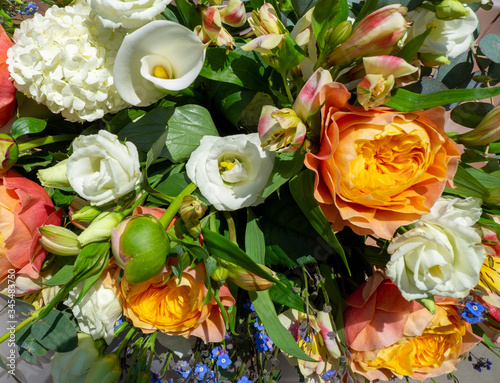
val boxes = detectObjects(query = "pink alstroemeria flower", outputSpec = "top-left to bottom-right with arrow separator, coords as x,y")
258,106 -> 307,152
325,4 -> 407,67
357,55 -> 418,109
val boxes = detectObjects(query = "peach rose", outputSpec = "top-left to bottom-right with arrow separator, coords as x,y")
0,25 -> 16,127
112,259 -> 234,342
0,171 -> 62,281
344,270 -> 480,381
304,83 -> 460,239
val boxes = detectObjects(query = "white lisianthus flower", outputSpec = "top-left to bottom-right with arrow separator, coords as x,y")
113,20 -> 206,106
7,2 -> 129,122
406,6 -> 478,62
88,0 -> 172,29
186,133 -> 275,211
64,278 -> 122,344
67,130 -> 141,206
386,197 -> 487,301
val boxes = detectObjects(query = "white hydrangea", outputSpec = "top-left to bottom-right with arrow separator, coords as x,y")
7,2 -> 129,122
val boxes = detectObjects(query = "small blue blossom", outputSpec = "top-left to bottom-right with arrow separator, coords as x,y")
466,302 -> 485,317
205,370 -> 216,382
322,369 -> 337,380
254,332 -> 267,343
194,363 -> 208,378
473,357 -> 492,372
461,309 -> 483,324
254,321 -> 265,331
114,318 -> 124,330
150,370 -> 162,383
243,299 -> 255,311
237,376 -> 252,383
216,354 -> 232,369
21,2 -> 38,15
210,346 -> 227,360
255,342 -> 268,352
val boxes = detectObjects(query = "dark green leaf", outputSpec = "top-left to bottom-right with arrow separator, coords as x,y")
385,87 -> 500,112
73,242 -> 110,276
353,0 -> 378,29
250,290 -> 316,361
289,170 -> 348,272
18,332 -> 47,357
11,118 -> 47,140
479,33 -> 500,63
165,104 -> 219,162
311,0 -> 348,50
0,294 -> 35,316
245,209 -> 266,264
292,0 -> 317,17
31,309 -> 78,352
173,0 -> 201,29
42,265 -> 74,286
200,48 -> 268,92
397,26 -> 432,63
277,34 -> 305,73
202,229 -> 280,285
207,81 -> 257,126
269,273 -> 305,311
444,165 -> 489,199
451,102 -> 494,128
107,108 -> 146,134
403,77 -> 448,95
261,150 -> 305,198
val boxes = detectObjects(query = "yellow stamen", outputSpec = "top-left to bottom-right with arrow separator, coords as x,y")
153,65 -> 170,79
226,162 -> 234,170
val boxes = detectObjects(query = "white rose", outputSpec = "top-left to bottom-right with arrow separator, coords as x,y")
386,197 -> 486,300
64,278 -> 122,344
186,133 -> 275,211
406,6 -> 478,60
88,0 -> 172,29
67,130 -> 141,206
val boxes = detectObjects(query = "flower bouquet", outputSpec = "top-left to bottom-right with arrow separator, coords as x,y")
1,0 -> 500,382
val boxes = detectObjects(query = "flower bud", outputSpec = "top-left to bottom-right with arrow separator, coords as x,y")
419,52 -> 451,66
219,0 -> 247,27
83,352 -> 121,383
325,5 -> 407,66
39,225 -> 80,256
225,262 -> 276,291
77,212 -> 124,247
0,133 -> 18,175
112,214 -> 170,284
324,20 -> 352,49
436,0 -> 470,20
50,333 -> 101,383
212,265 -> 229,284
72,205 -> 103,222
258,106 -> 307,152
37,159 -> 71,188
459,105 -> 500,146
179,195 -> 207,223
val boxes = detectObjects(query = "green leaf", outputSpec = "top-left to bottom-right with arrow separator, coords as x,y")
385,87 -> 500,112
444,165 -> 490,199
165,104 -> 219,162
289,170 -> 348,273
73,242 -> 110,276
107,108 -> 146,135
31,309 -> 78,352
277,34 -> 305,74
311,0 -> 348,50
200,48 -> 268,92
450,102 -> 494,128
42,264 -> 74,286
202,228 -> 281,285
269,274 -> 305,311
18,332 -> 48,357
11,117 -> 47,140
250,290 -> 316,362
206,81 -> 257,126
353,0 -> 378,28
173,0 -> 201,29
260,150 -> 305,198
479,33 -> 500,64
245,209 -> 266,264
397,26 -> 432,63
292,0 -> 317,17
417,297 -> 436,314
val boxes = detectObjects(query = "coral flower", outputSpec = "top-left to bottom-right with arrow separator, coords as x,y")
304,82 -> 460,239
0,171 -> 62,281
0,25 -> 16,127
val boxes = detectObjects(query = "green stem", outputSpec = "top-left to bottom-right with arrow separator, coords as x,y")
18,134 -> 77,153
159,182 -> 197,229
0,308 -> 41,344
116,328 -> 136,356
145,332 -> 157,371
280,71 -> 294,104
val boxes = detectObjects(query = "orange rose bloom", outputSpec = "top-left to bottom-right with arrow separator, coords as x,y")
344,270 -> 480,381
114,261 -> 235,343
304,83 -> 460,239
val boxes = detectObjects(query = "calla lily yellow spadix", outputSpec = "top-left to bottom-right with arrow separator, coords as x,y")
113,20 -> 207,106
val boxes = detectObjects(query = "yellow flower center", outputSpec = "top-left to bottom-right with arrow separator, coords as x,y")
153,65 -> 171,79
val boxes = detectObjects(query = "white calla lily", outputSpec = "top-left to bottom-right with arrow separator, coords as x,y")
113,20 -> 206,106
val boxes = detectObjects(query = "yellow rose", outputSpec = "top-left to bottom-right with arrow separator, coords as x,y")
107,261 -> 235,343
350,299 -> 480,381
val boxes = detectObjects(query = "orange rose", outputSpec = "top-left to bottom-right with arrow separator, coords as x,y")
0,25 -> 16,127
114,261 -> 235,343
304,83 -> 460,239
344,270 -> 480,381
0,171 -> 62,281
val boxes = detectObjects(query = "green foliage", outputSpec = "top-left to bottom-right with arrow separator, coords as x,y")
451,102 -> 495,128
261,150 -> 305,198
11,117 -> 47,139
311,0 -> 348,51
479,33 -> 500,63
31,309 -> 78,352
